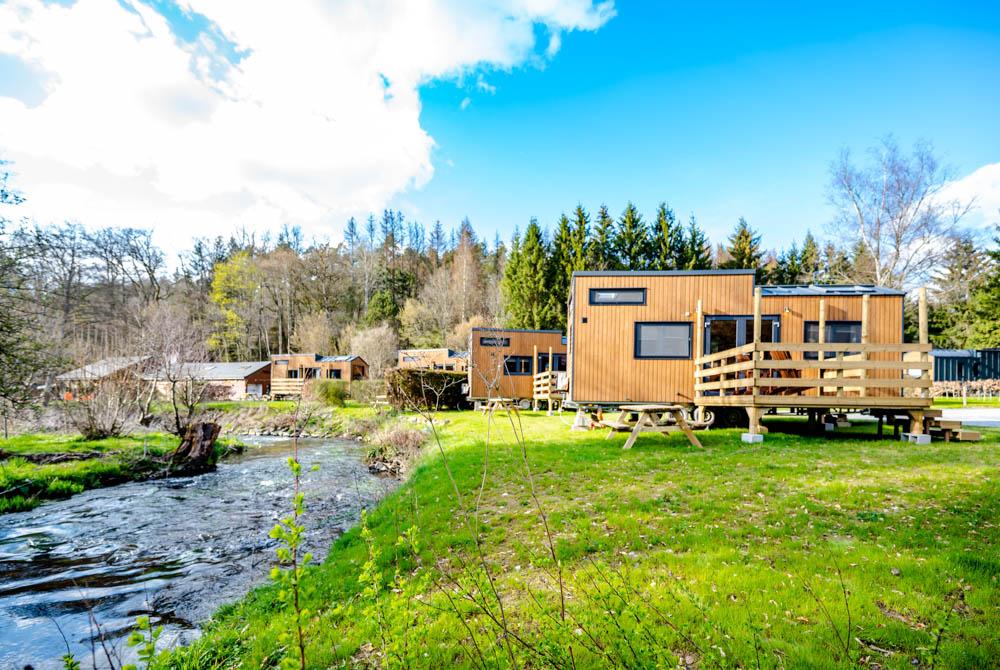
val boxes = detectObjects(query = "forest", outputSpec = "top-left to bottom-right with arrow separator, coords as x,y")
1,137 -> 998,412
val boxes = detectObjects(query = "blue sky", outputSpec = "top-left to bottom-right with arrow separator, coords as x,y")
0,0 -> 998,257
401,1 -> 1000,250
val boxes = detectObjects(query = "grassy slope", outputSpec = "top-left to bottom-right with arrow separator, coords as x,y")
0,433 -> 183,513
162,412 -> 1000,670
932,397 -> 1000,408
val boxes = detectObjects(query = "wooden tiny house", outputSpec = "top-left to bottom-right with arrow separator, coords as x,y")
270,353 -> 368,397
467,328 -> 567,402
567,270 -> 932,434
397,348 -> 468,371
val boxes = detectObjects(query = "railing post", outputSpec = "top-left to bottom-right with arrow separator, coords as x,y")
532,344 -> 539,410
919,286 -> 929,399
818,298 -> 826,396
695,299 -> 704,402
547,345 -> 554,414
752,287 -> 761,399
861,293 -> 869,398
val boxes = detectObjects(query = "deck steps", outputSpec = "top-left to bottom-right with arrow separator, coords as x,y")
923,415 -> 983,442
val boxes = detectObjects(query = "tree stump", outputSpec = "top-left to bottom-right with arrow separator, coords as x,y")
170,421 -> 222,472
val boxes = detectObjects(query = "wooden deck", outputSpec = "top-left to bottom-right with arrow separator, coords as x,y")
693,287 -> 934,437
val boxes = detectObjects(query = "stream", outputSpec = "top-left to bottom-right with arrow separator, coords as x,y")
0,436 -> 395,669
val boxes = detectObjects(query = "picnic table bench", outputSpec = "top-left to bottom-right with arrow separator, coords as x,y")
481,397 -> 518,414
600,404 -> 704,450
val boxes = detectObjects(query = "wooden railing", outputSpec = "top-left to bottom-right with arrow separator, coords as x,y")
692,286 -> 933,411
271,378 -> 305,397
533,370 -> 560,400
693,341 -> 933,406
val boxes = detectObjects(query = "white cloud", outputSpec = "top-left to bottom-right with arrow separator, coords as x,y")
939,162 -> 1000,231
0,0 -> 613,256
460,96 -> 472,110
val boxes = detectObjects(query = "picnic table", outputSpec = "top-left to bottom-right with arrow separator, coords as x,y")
481,397 -> 518,414
601,404 -> 704,450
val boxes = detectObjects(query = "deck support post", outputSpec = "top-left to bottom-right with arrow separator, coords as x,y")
818,298 -> 826,396
742,406 -> 765,443
695,299 -> 704,404
752,287 -> 762,400
547,346 -> 554,415
918,287 -> 929,402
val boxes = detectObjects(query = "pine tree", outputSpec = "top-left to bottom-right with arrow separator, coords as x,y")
682,216 -> 713,269
614,202 -> 652,270
429,220 -> 446,265
822,243 -> 852,282
799,231 -> 821,283
723,217 -> 763,271
652,202 -> 685,270
769,243 -> 801,284
502,219 -> 555,329
549,214 -> 573,329
570,205 -> 590,274
963,228 -> 999,347
586,205 -> 620,270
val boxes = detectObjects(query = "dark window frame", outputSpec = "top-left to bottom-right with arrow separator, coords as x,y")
803,320 -> 862,360
479,336 -> 511,347
536,352 -> 568,373
634,321 -> 693,360
589,287 -> 647,306
503,355 -> 533,376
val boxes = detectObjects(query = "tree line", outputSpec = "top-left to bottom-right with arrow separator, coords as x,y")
1,137 -> 998,413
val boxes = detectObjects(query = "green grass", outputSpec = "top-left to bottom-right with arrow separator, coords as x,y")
0,432 -> 241,513
932,396 -> 1000,408
160,412 -> 1000,669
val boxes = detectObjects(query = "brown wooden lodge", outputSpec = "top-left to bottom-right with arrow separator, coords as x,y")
270,353 -> 368,397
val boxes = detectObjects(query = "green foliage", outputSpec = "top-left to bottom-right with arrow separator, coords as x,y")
124,614 -> 163,670
385,369 -> 467,410
723,216 -> 763,271
501,219 -> 557,329
585,204 -> 620,271
61,654 -> 81,670
365,288 -> 400,327
681,215 -> 713,269
208,250 -> 259,361
548,214 -> 573,329
652,202 -> 686,270
613,201 -> 652,270
313,379 -> 348,407
967,226 -> 1000,348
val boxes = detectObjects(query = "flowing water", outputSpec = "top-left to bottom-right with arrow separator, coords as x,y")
0,437 -> 395,669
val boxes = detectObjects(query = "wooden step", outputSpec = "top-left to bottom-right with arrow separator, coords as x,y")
957,430 -> 982,442
927,419 -> 963,430
923,409 -> 943,418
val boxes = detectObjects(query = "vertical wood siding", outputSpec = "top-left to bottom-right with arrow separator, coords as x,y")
468,329 -> 566,400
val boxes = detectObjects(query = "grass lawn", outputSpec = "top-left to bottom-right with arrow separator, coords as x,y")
0,432 -> 242,514
932,396 -> 1000,408
161,411 -> 1000,670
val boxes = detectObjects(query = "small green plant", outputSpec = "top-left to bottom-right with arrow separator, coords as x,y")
124,614 -> 163,670
61,654 -> 81,670
314,379 -> 348,407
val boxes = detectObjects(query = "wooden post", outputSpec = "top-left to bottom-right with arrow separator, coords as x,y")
860,293 -> 869,398
548,346 -> 554,414
752,287 -> 762,398
818,298 -> 826,396
695,299 -> 704,401
532,344 -> 539,411
918,287 -> 929,400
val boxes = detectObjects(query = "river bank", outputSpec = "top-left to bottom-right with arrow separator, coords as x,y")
0,436 -> 396,669
159,412 -> 1000,669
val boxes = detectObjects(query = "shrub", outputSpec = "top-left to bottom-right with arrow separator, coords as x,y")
365,424 -> 426,475
348,379 -> 385,404
385,369 -> 468,411
313,379 -> 348,407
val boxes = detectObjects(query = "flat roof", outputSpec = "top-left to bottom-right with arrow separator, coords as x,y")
471,327 -> 564,334
761,284 -> 905,296
573,269 -> 755,277
932,349 -> 978,358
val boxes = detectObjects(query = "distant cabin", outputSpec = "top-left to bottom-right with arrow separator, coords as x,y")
55,356 -> 150,399
142,361 -> 272,400
932,349 -> 1000,382
466,328 -> 567,402
397,348 -> 468,371
270,353 -> 368,397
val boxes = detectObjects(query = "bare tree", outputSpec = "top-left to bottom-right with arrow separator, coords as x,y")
828,137 -> 973,288
136,301 -> 210,434
349,323 -> 398,380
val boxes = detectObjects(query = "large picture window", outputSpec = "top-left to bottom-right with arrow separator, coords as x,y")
480,336 -> 510,347
634,322 -> 692,359
589,288 -> 646,305
503,355 -> 533,375
804,321 -> 862,359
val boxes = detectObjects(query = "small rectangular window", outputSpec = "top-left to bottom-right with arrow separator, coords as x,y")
503,356 -> 533,375
634,322 -> 691,359
287,369 -> 300,379
804,321 -> 862,359
537,353 -> 567,373
589,288 -> 646,305
327,369 -> 342,379
275,360 -> 288,365
480,336 -> 510,347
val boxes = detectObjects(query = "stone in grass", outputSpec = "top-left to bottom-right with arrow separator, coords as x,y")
891,567 -> 902,576
741,433 -> 764,443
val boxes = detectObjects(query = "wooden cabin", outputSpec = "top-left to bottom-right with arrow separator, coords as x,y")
142,362 -> 271,400
397,348 -> 469,371
270,353 -> 368,397
567,270 -> 932,434
467,328 -> 567,402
